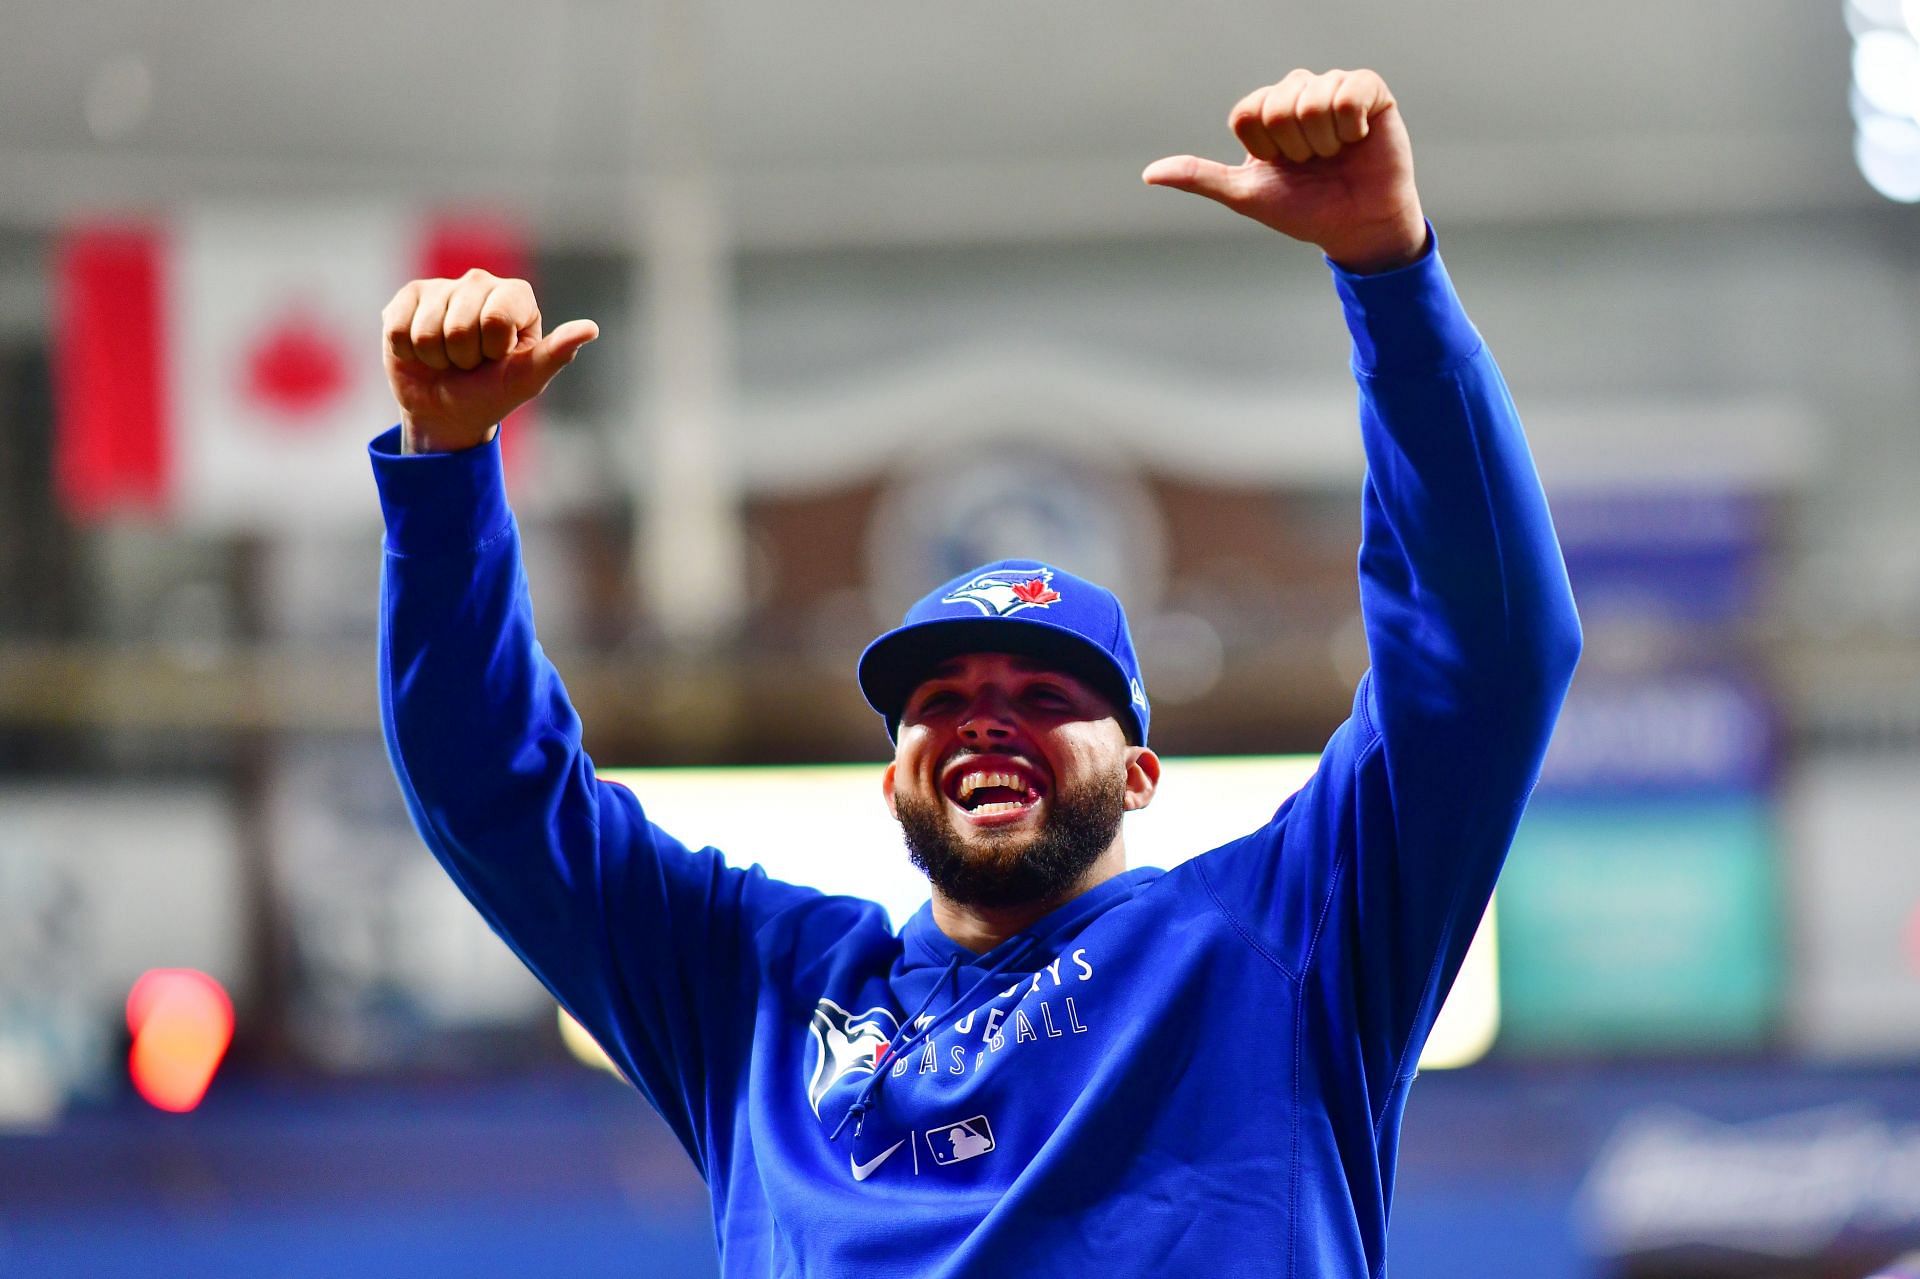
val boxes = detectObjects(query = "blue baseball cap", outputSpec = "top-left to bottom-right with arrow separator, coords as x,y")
858,560 -> 1150,745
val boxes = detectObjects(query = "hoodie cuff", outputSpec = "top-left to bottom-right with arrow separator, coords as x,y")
1326,222 -> 1483,376
367,424 -> 512,557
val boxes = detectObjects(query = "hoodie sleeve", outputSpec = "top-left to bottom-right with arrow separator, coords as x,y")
369,426 -> 872,1178
1195,229 -> 1582,1087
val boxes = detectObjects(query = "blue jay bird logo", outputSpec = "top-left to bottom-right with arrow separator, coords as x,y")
806,999 -> 899,1116
941,567 -> 1063,618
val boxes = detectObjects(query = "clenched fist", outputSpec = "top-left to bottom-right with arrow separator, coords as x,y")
1143,69 -> 1427,274
382,269 -> 599,454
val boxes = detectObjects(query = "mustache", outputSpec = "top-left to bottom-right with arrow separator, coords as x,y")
893,770 -> 1125,910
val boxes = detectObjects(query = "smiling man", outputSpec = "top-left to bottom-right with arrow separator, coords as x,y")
370,69 -> 1580,1278
864,568 -> 1162,952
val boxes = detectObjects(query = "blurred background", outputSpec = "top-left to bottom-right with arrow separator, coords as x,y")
3,0 -> 1919,1275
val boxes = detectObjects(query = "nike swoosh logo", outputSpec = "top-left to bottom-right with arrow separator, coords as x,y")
850,1138 -> 906,1182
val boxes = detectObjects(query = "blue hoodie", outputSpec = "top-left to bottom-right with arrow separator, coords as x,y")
371,232 -> 1580,1278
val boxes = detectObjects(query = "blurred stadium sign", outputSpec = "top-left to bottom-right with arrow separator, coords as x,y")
1496,801 -> 1781,1052
1550,490 -> 1774,627
1538,673 -> 1775,800
1581,1103 -> 1920,1271
0,785 -> 242,1127
607,755 -> 1501,1071
1496,479 -> 1787,1056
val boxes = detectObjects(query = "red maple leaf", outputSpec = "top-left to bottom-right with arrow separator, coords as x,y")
242,316 -> 351,420
872,1043 -> 889,1065
1012,579 -> 1060,606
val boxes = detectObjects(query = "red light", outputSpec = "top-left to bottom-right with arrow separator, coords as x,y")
125,969 -> 233,1113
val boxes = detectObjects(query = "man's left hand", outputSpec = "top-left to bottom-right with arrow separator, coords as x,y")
1143,68 -> 1427,274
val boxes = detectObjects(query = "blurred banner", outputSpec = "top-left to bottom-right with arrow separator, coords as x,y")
1498,798 -> 1779,1050
1582,1098 -> 1920,1277
1496,487 -> 1787,1054
53,209 -> 530,529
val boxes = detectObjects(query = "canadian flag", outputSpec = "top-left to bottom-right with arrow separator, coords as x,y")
54,207 -> 534,529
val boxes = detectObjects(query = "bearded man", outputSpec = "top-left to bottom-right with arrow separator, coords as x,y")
370,68 -> 1580,1277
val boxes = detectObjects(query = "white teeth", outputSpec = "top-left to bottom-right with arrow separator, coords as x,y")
957,770 -> 1026,800
952,769 -> 1040,814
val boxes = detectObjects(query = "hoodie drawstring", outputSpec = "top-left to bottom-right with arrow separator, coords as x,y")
830,953 -> 957,1142
830,939 -> 1037,1142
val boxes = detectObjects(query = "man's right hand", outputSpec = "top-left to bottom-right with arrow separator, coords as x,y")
382,269 -> 599,454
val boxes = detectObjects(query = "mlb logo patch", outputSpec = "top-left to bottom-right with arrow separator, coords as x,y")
926,1115 -> 996,1166
942,568 -> 1062,618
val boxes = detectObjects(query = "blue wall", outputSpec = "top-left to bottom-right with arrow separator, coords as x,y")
8,1065 -> 1918,1278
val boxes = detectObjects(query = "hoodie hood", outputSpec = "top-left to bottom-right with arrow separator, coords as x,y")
827,867 -> 1162,1144
898,866 -> 1162,975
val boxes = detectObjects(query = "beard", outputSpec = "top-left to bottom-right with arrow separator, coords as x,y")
894,767 -> 1128,910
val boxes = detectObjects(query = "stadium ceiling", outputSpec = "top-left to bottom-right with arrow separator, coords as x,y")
0,0 -> 1869,247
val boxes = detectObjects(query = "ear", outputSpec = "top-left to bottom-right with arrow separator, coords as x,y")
882,761 -> 900,820
1122,747 -> 1161,812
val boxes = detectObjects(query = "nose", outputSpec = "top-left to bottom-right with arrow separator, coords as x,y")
957,689 -> 1016,742
959,717 -> 1013,743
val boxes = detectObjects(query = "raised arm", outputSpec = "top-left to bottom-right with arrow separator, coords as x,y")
372,274 -> 862,1171
1149,71 -> 1582,1071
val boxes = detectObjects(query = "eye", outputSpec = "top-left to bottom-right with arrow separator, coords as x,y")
911,688 -> 963,717
1024,683 -> 1074,709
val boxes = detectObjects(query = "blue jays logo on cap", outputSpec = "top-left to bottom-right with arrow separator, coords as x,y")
858,557 -> 1152,746
941,568 -> 1063,618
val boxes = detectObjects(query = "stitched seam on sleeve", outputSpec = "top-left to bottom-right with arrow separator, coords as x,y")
1194,856 -> 1300,984
1351,335 -> 1486,383
1297,725 -> 1380,981
1373,1069 -> 1422,1146
1348,693 -> 1443,1125
381,517 -> 516,562
1383,868 -> 1476,1111
1355,670 -> 1379,744
1288,983 -> 1305,1279
1295,842 -> 1348,982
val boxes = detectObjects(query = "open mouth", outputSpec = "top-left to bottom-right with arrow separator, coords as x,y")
942,757 -> 1046,825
